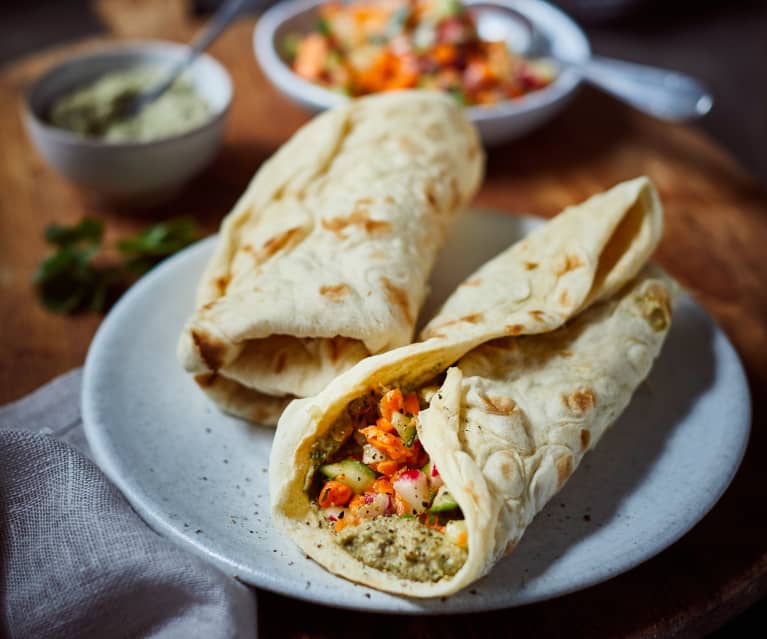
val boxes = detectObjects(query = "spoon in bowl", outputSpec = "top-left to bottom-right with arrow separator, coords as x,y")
115,0 -> 249,120
470,3 -> 713,121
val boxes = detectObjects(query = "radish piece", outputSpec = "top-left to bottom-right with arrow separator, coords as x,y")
424,461 -> 444,490
355,492 -> 392,519
393,469 -> 431,514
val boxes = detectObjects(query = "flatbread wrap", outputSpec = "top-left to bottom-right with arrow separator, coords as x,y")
269,177 -> 673,596
178,91 -> 483,424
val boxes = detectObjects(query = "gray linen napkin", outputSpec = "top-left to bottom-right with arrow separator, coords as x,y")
0,369 -> 257,639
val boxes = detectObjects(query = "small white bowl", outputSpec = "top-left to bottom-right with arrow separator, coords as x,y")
24,41 -> 232,206
254,0 -> 590,145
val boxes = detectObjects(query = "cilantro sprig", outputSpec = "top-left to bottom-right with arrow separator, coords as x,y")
117,218 -> 201,274
34,217 -> 201,314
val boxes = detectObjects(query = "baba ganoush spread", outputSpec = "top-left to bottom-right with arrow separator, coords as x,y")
49,66 -> 210,142
338,516 -> 466,582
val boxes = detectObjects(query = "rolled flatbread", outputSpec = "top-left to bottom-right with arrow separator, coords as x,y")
178,91 -> 483,424
269,177 -> 673,596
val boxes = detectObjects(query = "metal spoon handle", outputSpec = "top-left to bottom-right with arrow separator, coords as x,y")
571,55 -> 713,122
140,0 -> 249,106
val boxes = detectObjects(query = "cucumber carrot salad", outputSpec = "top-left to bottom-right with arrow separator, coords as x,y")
283,0 -> 556,106
309,386 -> 468,554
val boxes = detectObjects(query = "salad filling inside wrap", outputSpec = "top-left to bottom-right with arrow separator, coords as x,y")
270,177 -> 675,596
307,385 -> 469,582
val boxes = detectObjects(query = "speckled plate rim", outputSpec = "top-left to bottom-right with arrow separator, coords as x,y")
82,211 -> 751,614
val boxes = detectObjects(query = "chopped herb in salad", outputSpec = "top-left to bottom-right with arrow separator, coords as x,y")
284,0 -> 556,106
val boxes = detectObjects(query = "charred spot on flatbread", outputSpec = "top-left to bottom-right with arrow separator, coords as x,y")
381,277 -> 413,324
260,227 -> 304,260
321,209 -> 392,238
319,283 -> 352,301
480,394 -> 517,416
505,324 -> 524,335
562,388 -> 596,415
191,329 -> 227,371
425,181 -> 438,208
554,253 -> 584,276
213,275 -> 229,296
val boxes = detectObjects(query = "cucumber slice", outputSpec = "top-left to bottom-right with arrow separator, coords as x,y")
429,485 -> 459,512
391,412 -> 417,446
319,460 -> 376,494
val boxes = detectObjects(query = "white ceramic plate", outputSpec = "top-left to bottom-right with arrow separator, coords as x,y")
253,0 -> 590,145
82,210 -> 750,614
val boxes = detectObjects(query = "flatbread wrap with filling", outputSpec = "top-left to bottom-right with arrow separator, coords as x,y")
269,177 -> 674,596
178,91 -> 483,424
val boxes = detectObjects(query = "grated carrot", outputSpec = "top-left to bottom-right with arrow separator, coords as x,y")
318,480 -> 353,508
379,388 -> 404,421
403,392 -> 420,415
375,459 -> 401,476
372,477 -> 395,494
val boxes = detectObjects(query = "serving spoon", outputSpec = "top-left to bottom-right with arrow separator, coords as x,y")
471,3 -> 713,121
116,0 -> 250,120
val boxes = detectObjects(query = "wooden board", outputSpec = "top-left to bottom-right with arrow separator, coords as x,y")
1,2 -> 766,636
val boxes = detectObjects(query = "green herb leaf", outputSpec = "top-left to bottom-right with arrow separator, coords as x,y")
281,33 -> 302,61
316,17 -> 332,37
44,217 -> 103,248
447,86 -> 467,106
33,245 -> 108,313
117,217 -> 200,274
35,216 -> 202,315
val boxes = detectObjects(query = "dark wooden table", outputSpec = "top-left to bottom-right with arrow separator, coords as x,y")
1,2 -> 766,636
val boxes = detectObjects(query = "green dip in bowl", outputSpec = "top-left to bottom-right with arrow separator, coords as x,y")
48,66 -> 211,143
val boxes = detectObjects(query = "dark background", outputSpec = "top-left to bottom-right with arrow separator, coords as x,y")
2,0 -> 766,186
1,0 -> 765,635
